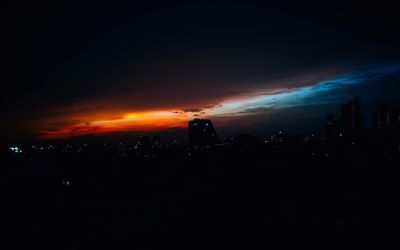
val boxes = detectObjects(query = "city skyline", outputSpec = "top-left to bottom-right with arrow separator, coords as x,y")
35,63 -> 400,140
3,1 -> 400,142
2,2 -> 399,247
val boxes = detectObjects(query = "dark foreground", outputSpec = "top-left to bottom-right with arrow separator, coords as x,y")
2,142 -> 397,249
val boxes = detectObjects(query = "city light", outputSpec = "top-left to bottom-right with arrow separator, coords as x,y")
9,146 -> 22,153
36,64 -> 400,139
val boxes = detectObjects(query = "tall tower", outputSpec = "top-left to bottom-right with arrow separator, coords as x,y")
340,96 -> 363,130
374,104 -> 400,129
188,118 -> 220,146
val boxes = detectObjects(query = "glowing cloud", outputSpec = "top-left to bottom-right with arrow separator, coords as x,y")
205,63 -> 400,116
38,63 -> 400,139
39,110 -> 193,139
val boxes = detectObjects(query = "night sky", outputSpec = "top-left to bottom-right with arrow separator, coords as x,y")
3,1 -> 400,143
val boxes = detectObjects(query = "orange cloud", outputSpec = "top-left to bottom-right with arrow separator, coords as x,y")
38,110 -> 194,139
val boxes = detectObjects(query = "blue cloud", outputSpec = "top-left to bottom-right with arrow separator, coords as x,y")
211,63 -> 400,116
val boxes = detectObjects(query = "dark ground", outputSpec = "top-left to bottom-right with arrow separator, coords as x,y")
2,142 -> 397,249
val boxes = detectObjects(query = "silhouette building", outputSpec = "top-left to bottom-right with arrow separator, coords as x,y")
188,118 -> 220,146
340,96 -> 363,131
374,104 -> 400,129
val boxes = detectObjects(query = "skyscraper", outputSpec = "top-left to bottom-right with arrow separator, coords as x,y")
188,118 -> 220,146
374,104 -> 400,129
375,104 -> 391,129
340,96 -> 363,130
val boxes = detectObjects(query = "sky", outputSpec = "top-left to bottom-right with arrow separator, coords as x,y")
2,1 -> 400,143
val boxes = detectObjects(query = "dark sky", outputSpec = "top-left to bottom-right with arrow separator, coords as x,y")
2,1 -> 400,143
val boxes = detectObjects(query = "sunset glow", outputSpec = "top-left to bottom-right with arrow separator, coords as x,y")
39,110 -> 192,139
37,64 -> 400,139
